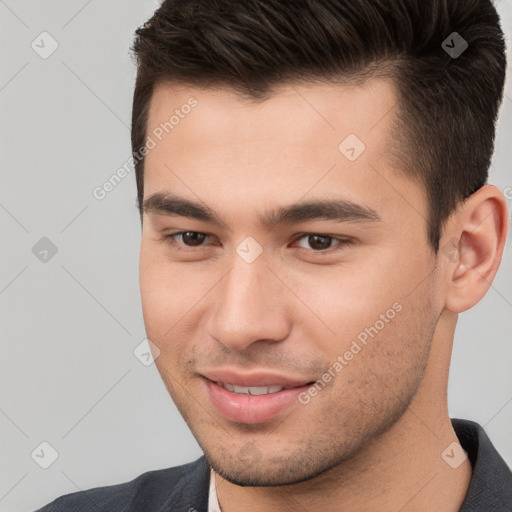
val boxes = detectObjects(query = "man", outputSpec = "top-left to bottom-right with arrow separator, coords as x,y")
36,0 -> 511,510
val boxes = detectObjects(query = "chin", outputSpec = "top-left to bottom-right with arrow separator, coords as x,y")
205,446 -> 351,487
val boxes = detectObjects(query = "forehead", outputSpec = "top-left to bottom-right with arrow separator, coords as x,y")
143,79 -> 425,231
147,79 -> 396,149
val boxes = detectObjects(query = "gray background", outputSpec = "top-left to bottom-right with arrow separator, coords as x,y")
0,1 -> 511,511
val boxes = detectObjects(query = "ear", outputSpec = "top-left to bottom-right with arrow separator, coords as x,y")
442,185 -> 509,313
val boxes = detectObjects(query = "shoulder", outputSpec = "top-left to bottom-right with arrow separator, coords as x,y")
452,418 -> 512,511
34,456 -> 210,512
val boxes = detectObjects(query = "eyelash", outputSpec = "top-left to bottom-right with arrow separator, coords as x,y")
161,231 -> 353,254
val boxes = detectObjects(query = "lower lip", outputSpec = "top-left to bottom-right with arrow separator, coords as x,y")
204,379 -> 312,424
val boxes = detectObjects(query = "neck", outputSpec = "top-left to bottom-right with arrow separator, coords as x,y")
214,314 -> 472,512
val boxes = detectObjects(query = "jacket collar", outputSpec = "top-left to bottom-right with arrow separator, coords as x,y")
157,455 -> 211,512
454,418 -> 512,510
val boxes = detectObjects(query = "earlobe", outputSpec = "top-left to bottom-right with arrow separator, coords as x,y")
444,185 -> 509,313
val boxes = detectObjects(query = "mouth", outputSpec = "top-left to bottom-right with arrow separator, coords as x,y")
201,371 -> 316,424
214,382 -> 304,395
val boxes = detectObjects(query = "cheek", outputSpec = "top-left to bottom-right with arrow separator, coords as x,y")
139,244 -> 212,341
140,245 -> 182,338
290,248 -> 431,361
286,261 -> 404,343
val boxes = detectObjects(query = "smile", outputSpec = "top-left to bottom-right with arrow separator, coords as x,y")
204,377 -> 315,424
215,382 -> 300,395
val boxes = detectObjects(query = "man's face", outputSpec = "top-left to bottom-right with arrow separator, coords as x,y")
139,79 -> 442,485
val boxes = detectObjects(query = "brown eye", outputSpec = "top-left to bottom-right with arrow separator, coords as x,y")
293,233 -> 353,254
307,235 -> 333,250
179,231 -> 207,246
165,231 -> 211,248
297,234 -> 336,251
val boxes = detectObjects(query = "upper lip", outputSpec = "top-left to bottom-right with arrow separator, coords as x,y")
201,369 -> 315,388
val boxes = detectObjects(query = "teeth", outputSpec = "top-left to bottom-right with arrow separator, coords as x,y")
218,382 -> 285,395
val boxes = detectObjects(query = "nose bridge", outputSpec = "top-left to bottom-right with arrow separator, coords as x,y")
208,251 -> 288,351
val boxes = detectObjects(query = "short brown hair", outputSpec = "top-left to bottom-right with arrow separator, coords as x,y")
131,0 -> 506,251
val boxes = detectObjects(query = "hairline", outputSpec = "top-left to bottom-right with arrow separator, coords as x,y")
135,60 -> 436,251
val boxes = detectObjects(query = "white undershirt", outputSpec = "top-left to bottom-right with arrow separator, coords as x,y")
208,469 -> 222,512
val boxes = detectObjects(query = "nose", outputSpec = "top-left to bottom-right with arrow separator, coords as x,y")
206,253 -> 291,352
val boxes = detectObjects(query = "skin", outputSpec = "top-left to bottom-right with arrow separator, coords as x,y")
139,79 -> 508,511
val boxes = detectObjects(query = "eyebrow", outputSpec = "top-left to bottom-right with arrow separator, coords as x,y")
143,192 -> 382,229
